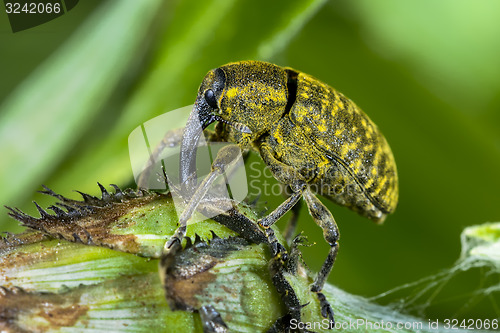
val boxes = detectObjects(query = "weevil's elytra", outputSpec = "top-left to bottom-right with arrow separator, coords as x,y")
270,69 -> 398,221
163,60 -> 399,329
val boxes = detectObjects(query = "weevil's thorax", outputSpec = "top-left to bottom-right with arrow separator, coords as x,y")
216,61 -> 288,144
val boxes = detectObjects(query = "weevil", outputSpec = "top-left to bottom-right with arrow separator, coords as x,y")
160,60 -> 399,327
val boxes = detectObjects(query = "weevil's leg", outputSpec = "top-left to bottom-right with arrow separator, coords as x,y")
316,292 -> 335,326
282,185 -> 303,244
259,189 -> 304,228
267,234 -> 312,333
259,143 -> 305,185
195,197 -> 287,257
163,144 -> 242,253
286,232 -> 309,274
257,143 -> 309,260
264,225 -> 288,258
200,305 -> 228,333
137,128 -> 218,189
303,187 -> 339,291
302,187 -> 338,324
259,142 -> 335,323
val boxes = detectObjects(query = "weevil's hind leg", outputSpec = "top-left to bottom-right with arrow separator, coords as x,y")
200,305 -> 228,333
163,144 -> 242,255
137,128 -> 218,189
302,187 -> 338,324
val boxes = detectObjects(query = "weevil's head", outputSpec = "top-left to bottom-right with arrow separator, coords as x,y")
179,61 -> 289,190
193,61 -> 289,145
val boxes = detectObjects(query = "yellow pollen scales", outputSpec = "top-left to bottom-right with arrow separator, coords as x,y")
373,175 -> 388,194
225,87 -> 239,99
318,158 -> 329,170
353,159 -> 363,172
364,177 -> 375,189
371,150 -> 381,167
340,142 -> 357,158
317,123 -> 327,132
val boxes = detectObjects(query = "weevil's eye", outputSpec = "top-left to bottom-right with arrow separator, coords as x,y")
204,89 -> 218,109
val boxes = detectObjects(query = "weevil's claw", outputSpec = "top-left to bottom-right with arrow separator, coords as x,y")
288,301 -> 310,313
268,240 -> 288,261
317,292 -> 335,327
200,305 -> 228,333
165,236 -> 182,252
291,232 -> 311,246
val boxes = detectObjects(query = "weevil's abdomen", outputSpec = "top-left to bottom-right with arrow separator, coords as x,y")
287,70 -> 398,220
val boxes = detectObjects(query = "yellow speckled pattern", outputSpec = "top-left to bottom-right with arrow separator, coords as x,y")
287,72 -> 398,217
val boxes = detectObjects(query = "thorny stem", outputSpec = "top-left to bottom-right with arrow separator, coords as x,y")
1,187 -> 498,332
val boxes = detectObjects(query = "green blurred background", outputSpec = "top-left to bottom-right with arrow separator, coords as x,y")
1,0 -> 499,322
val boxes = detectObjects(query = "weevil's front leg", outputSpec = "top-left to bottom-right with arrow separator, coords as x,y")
303,187 -> 338,324
163,144 -> 242,255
